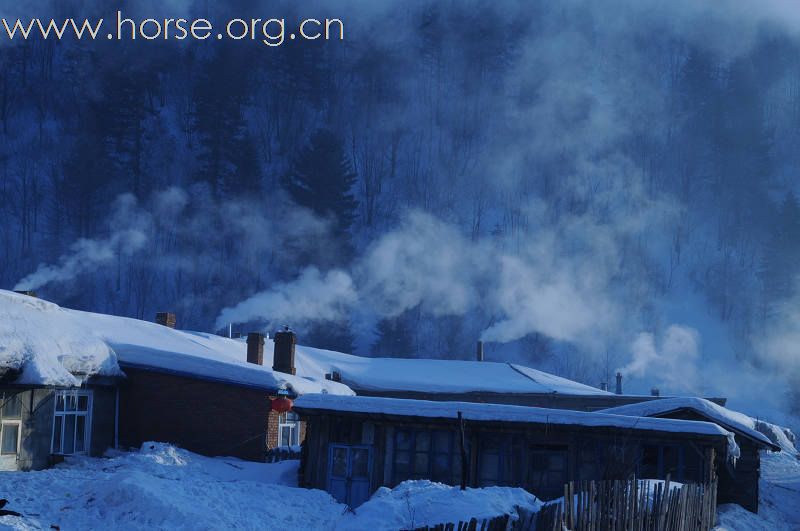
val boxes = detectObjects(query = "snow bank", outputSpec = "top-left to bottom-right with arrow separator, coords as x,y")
293,342 -> 609,395
715,451 -> 800,530
0,443 -> 347,531
294,394 -> 736,439
600,397 -> 779,449
0,444 -> 546,531
337,480 -> 541,531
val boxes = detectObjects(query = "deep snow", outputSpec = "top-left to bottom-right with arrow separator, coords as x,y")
0,443 -> 541,531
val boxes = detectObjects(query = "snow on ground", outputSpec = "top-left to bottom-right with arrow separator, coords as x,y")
337,480 -> 541,531
0,444 -> 539,531
714,451 -> 800,531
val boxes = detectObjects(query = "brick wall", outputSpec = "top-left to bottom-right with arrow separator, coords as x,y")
118,367 -> 272,461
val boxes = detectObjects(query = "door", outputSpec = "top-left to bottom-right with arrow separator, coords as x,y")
327,444 -> 373,507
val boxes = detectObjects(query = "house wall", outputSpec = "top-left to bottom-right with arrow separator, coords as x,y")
300,412 -> 721,505
118,367 -> 272,461
90,386 -> 117,457
1,387 -> 54,471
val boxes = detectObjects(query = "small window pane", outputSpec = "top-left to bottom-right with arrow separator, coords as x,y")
415,431 -> 431,452
413,452 -> 429,476
63,415 -> 76,454
75,416 -> 86,453
1,424 -> 19,454
351,449 -> 369,478
396,430 -> 412,450
394,450 -> 411,481
432,431 -> 450,453
332,447 -> 347,477
432,453 -> 451,483
52,416 -> 63,453
2,395 -> 22,418
77,395 -> 89,412
56,394 -> 65,412
66,395 -> 77,412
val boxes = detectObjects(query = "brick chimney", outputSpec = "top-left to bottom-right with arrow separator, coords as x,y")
615,372 -> 623,395
273,326 -> 296,375
247,332 -> 265,365
651,388 -> 660,397
155,312 -> 176,329
600,382 -> 608,392
476,341 -> 485,362
14,290 -> 37,298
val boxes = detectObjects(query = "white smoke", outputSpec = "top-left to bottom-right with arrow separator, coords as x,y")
215,267 -> 357,331
617,325 -> 702,394
14,194 -> 151,291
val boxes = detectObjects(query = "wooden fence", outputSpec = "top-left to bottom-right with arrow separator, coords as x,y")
521,478 -> 718,531
407,478 -> 718,531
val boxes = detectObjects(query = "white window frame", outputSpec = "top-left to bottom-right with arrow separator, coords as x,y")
0,419 -> 22,456
51,389 -> 93,456
278,411 -> 300,447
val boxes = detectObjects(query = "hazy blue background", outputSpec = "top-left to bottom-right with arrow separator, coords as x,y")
2,0 -> 799,422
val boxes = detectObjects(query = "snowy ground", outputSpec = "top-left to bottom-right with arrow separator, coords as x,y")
0,443 -> 539,531
715,450 -> 800,531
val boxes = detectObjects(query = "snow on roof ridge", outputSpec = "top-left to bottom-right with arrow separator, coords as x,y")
0,290 -> 352,395
599,397 -> 777,449
294,393 -> 735,440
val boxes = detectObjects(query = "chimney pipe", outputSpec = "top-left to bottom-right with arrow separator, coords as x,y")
476,341 -> 484,362
651,388 -> 660,397
155,312 -> 176,329
273,326 -> 297,375
600,382 -> 608,392
246,332 -> 265,365
615,372 -> 623,395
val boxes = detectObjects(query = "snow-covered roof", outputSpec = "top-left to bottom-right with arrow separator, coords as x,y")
294,394 -> 736,442
599,397 -> 779,450
292,344 -> 609,396
0,290 -> 352,396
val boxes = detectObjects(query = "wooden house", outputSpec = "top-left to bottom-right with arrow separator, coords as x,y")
294,394 -> 735,508
601,397 -> 781,513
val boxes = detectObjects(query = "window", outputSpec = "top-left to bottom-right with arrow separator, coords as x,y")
638,444 -> 687,481
0,392 -> 22,456
393,429 -> 461,486
278,412 -> 300,447
477,434 -> 525,487
528,445 -> 569,500
52,390 -> 92,455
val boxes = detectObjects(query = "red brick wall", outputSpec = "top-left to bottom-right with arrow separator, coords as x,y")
118,367 -> 272,461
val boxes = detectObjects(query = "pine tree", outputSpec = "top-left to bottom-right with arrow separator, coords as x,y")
282,129 -> 358,265
192,47 -> 261,196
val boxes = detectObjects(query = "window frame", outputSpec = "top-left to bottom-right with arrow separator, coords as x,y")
51,389 -> 93,456
0,419 -> 22,456
278,411 -> 300,447
392,428 -> 459,486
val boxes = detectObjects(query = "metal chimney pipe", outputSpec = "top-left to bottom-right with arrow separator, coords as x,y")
615,372 -> 623,395
476,341 -> 484,362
